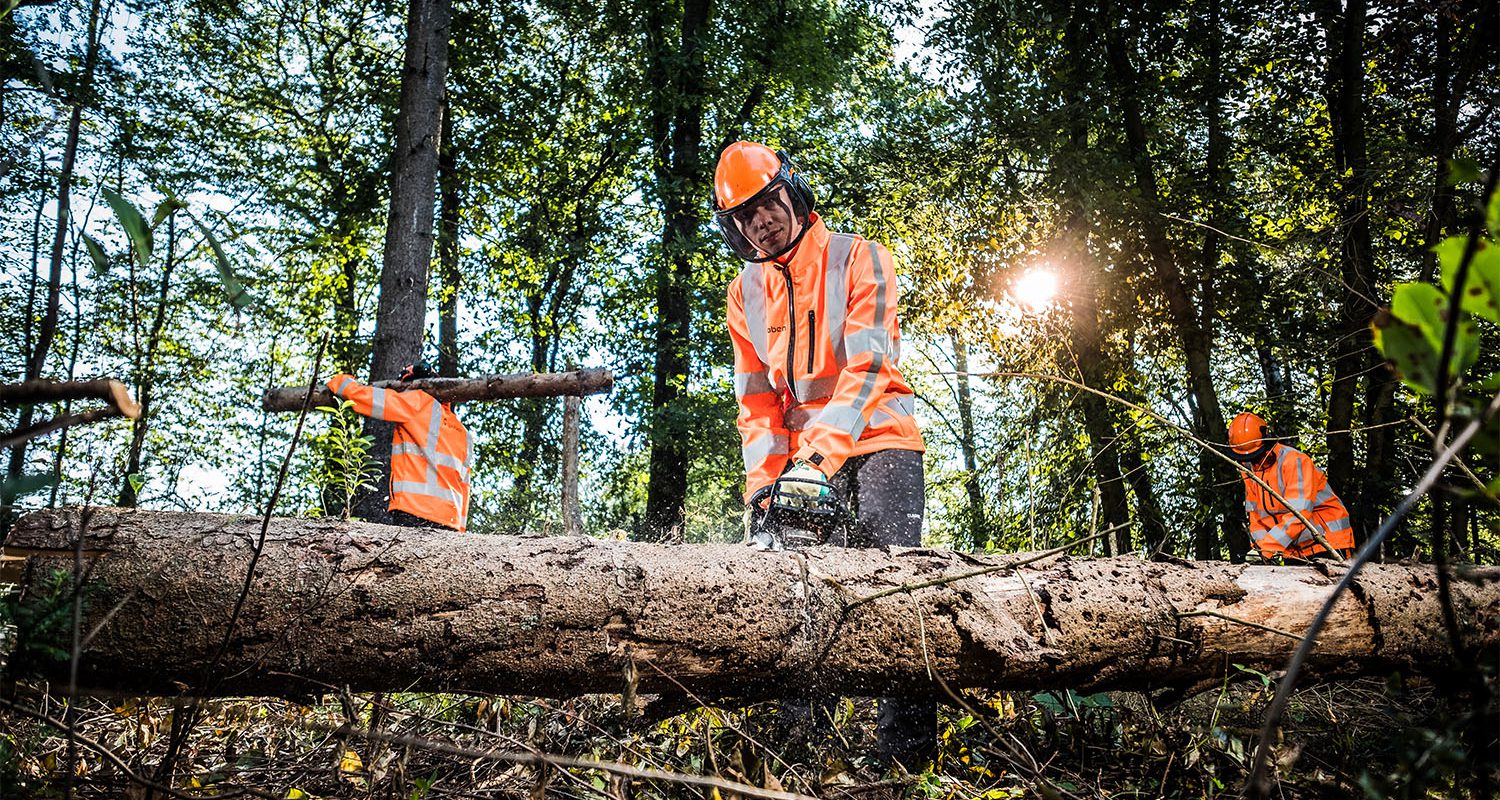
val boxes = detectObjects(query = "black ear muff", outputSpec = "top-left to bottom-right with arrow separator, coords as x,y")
776,150 -> 816,213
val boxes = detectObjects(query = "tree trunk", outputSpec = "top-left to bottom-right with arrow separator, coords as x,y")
357,0 -> 453,524
7,0 -> 103,487
6,507 -> 1498,701
1320,0 -> 1376,525
1100,9 -> 1245,561
436,93 -> 462,379
642,0 -> 710,540
119,215 -> 178,508
949,331 -> 989,550
1062,233 -> 1131,553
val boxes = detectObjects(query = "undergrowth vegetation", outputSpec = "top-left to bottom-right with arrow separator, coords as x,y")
2,674 -> 1493,798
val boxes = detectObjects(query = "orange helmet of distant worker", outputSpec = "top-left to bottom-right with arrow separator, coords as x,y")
712,141 -> 816,262
1228,412 -> 1274,463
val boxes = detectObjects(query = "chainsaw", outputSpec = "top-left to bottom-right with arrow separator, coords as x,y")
746,474 -> 853,551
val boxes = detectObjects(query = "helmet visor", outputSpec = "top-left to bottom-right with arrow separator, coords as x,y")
714,179 -> 811,262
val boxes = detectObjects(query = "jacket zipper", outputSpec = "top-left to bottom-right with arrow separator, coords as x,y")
778,265 -> 797,401
807,310 -> 816,373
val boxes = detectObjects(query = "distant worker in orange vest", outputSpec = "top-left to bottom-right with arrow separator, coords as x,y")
326,362 -> 471,531
1227,412 -> 1354,561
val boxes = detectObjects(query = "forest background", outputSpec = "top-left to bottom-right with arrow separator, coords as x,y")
4,0 -> 1499,570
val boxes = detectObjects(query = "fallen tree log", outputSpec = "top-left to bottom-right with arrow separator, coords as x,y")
4,508 -> 1497,701
259,368 -> 613,411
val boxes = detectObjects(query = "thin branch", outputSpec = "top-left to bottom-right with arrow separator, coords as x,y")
317,722 -> 819,800
843,527 -> 1119,610
1176,609 -> 1309,642
0,697 -> 273,800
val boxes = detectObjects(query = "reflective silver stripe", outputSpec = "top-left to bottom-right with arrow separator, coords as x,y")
841,242 -> 888,435
824,233 -> 855,365
333,376 -> 355,396
465,430 -> 474,469
818,404 -> 866,439
742,433 -> 789,472
1294,451 -> 1307,499
1286,497 -> 1315,512
869,394 -> 915,427
392,480 -> 463,505
371,386 -> 388,419
393,442 -> 466,473
844,327 -> 890,356
1262,523 -> 1294,547
740,264 -> 770,366
1324,516 -> 1352,533
1244,501 -> 1258,512
793,375 -> 839,401
1290,526 -> 1317,546
426,403 -> 443,484
1313,486 -> 1335,506
735,371 -> 775,398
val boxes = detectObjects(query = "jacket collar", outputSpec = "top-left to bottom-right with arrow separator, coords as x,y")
768,213 -> 829,280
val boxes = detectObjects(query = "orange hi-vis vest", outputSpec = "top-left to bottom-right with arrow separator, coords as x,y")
1242,443 -> 1354,558
327,374 -> 472,531
727,214 -> 924,501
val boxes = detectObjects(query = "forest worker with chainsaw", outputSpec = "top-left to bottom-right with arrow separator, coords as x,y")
326,362 -> 471,531
1227,411 -> 1354,562
714,140 -> 932,768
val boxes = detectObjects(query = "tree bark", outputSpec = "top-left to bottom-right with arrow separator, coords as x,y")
358,0 -> 453,524
436,93 -> 462,379
260,369 -> 614,412
642,0 -> 711,540
949,331 -> 989,550
6,508 -> 1498,701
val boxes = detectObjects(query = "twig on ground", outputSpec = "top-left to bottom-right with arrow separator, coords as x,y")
1175,609 -> 1310,643
316,722 -> 820,800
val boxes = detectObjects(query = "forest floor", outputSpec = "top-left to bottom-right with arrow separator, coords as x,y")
0,675 -> 1491,798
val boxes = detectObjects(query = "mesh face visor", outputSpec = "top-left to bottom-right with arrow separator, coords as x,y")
713,175 -> 813,262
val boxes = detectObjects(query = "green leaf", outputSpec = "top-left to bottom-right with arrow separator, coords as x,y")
100,187 -> 153,266
1372,309 -> 1438,394
151,194 -> 188,229
1389,283 -> 1448,352
127,473 -> 145,495
191,214 -> 256,309
1444,157 -> 1481,187
83,234 -> 110,274
1435,237 -> 1500,325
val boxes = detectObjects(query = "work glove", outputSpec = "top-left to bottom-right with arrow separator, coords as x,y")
777,460 -> 830,498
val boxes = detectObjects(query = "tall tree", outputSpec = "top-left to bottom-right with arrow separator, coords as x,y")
6,0 -> 104,490
356,0 -> 452,523
1099,0 -> 1245,560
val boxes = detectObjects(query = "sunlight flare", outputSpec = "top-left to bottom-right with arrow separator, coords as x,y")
1011,268 -> 1059,313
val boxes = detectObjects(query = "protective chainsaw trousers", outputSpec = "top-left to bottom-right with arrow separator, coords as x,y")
780,448 -> 936,768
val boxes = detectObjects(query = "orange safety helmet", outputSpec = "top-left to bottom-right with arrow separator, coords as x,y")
712,141 -> 815,262
1228,412 -> 1274,462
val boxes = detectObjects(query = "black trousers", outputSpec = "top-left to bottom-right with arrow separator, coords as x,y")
790,448 -> 936,767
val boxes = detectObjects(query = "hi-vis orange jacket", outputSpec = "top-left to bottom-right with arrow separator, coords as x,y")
1242,443 -> 1353,558
727,214 -> 924,501
328,374 -> 472,531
